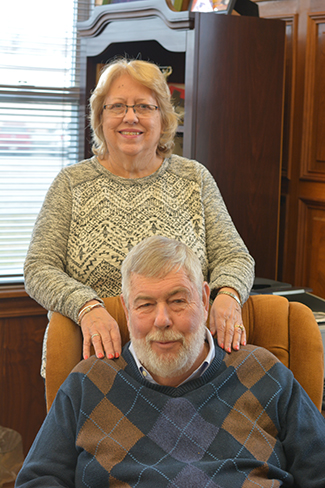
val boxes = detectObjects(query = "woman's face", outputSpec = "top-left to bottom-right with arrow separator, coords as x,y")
101,74 -> 162,162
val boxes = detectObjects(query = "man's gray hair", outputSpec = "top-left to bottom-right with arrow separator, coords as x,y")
121,236 -> 204,307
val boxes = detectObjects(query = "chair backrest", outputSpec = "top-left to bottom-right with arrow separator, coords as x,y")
45,294 -> 324,412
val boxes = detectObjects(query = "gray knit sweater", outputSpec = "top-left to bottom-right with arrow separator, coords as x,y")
24,155 -> 254,322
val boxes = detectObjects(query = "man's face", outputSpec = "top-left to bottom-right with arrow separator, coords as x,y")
122,269 -> 210,385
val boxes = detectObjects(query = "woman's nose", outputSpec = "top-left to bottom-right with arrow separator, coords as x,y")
123,106 -> 139,123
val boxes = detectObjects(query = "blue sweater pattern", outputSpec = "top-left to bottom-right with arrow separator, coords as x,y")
16,343 -> 325,488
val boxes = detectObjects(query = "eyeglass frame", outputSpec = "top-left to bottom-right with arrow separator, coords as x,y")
103,103 -> 159,117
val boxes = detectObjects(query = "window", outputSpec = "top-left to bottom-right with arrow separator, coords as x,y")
0,0 -> 94,283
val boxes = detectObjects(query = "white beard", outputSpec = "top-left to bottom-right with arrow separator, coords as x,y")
129,314 -> 207,379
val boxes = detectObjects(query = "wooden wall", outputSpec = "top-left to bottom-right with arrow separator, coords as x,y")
258,0 -> 325,299
0,285 -> 47,456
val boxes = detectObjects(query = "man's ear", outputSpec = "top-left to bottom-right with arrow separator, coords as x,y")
202,282 -> 210,320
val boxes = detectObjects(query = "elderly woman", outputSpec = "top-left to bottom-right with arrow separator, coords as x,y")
24,58 -> 254,377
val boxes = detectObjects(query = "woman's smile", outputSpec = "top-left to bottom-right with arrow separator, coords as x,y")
118,129 -> 143,137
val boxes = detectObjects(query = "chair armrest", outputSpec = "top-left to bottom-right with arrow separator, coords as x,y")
288,301 -> 324,411
45,296 -> 129,411
45,312 -> 82,411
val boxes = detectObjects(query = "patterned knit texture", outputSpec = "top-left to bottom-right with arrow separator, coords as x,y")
73,347 -> 284,487
16,343 -> 325,487
24,155 -> 254,324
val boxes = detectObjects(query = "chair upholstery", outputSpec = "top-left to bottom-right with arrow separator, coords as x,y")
45,294 -> 324,412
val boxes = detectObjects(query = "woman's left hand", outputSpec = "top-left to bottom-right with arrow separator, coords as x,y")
209,291 -> 246,353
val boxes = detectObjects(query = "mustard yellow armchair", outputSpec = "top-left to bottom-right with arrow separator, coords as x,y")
45,294 -> 324,412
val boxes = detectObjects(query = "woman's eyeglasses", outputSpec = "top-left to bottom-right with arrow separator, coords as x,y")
103,103 -> 159,117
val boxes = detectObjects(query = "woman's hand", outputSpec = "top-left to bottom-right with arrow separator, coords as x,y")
209,289 -> 246,353
79,302 -> 122,360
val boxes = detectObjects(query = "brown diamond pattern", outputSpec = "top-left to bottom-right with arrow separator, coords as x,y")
77,397 -> 144,472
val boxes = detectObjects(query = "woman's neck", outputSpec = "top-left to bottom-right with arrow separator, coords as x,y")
98,152 -> 163,179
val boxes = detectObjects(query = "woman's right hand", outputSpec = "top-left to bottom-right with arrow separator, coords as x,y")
79,302 -> 122,360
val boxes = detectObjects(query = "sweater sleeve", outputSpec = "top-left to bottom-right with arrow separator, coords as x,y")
279,375 -> 325,487
200,166 -> 255,304
15,388 -> 79,488
24,168 -> 102,323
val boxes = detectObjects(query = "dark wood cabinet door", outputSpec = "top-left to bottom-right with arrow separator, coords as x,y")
187,14 -> 285,278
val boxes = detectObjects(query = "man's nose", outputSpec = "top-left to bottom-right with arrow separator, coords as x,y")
154,303 -> 172,328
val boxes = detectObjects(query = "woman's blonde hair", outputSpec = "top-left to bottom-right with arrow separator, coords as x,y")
89,58 -> 180,159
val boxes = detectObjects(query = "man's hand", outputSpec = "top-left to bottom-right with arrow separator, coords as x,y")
209,290 -> 246,353
79,302 -> 122,360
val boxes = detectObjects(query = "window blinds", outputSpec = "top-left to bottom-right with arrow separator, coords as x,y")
0,0 -> 94,282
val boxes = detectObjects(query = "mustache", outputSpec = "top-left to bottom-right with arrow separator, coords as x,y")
145,330 -> 185,345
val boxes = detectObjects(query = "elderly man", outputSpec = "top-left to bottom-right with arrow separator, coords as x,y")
16,236 -> 325,487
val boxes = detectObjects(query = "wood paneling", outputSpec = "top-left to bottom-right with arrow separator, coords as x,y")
0,285 -> 47,456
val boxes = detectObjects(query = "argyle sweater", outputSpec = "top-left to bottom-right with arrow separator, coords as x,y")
16,344 -> 325,488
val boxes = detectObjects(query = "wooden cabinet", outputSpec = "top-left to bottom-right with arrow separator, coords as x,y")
78,0 -> 285,280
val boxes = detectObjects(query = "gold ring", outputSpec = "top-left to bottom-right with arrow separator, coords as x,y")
234,324 -> 245,333
91,333 -> 100,340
